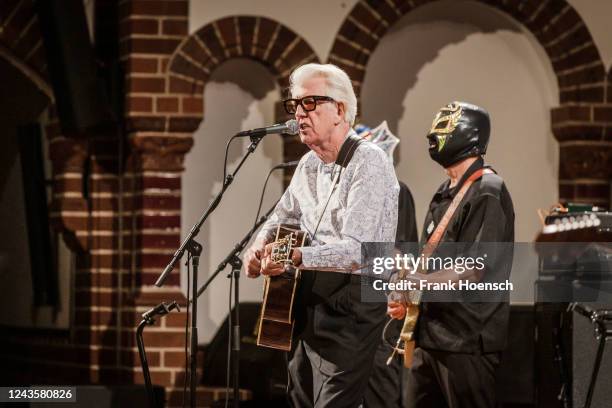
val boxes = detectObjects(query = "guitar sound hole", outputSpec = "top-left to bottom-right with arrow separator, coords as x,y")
281,266 -> 296,279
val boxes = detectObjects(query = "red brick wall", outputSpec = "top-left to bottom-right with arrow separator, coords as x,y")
120,4 -> 317,404
118,0 -> 192,393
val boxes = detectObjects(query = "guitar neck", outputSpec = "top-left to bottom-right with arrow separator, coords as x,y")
397,244 -> 439,305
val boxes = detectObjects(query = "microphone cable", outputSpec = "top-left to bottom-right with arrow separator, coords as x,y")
223,134 -> 239,182
253,161 -> 299,227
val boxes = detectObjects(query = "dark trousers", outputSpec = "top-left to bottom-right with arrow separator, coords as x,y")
363,319 -> 403,408
404,347 -> 501,408
287,273 -> 386,407
287,339 -> 377,407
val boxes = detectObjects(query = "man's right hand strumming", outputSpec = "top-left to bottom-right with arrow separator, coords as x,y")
244,244 -> 264,278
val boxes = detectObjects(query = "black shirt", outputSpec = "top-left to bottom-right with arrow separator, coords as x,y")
396,180 -> 419,244
417,157 -> 515,353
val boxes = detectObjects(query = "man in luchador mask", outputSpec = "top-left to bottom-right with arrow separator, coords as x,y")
388,102 -> 515,408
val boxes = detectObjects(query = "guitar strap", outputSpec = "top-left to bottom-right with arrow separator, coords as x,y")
405,167 -> 493,303
311,133 -> 364,240
424,168 -> 493,253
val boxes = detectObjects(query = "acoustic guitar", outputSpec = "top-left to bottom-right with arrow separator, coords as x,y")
256,224 -> 307,351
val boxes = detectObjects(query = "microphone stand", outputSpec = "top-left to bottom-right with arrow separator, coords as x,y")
137,301 -> 180,408
194,202 -> 278,408
154,134 -> 265,408
136,322 -> 156,408
570,303 -> 612,408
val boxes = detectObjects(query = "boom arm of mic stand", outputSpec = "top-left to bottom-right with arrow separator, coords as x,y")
194,200 -> 279,300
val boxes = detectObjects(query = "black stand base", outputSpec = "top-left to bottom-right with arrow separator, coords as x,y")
572,303 -> 612,408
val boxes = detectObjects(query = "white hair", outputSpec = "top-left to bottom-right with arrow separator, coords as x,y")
289,63 -> 358,126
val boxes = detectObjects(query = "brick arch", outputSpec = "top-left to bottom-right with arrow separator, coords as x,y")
165,15 -> 319,131
330,0 -> 604,99
330,0 -> 611,207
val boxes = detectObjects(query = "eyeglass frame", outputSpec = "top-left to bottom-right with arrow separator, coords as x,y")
283,95 -> 337,114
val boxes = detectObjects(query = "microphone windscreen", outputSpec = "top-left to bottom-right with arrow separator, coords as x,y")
285,119 -> 299,135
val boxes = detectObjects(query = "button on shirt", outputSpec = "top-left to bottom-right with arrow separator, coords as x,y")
257,132 -> 399,272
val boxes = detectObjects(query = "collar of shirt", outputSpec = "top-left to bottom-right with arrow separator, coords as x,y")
318,129 -> 356,176
435,156 -> 485,200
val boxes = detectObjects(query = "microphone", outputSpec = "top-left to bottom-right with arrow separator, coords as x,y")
142,301 -> 180,321
237,119 -> 299,138
272,160 -> 300,170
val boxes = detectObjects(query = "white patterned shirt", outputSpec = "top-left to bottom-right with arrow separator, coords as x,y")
256,131 -> 399,272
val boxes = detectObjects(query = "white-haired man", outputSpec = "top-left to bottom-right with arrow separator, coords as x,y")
244,63 -> 399,407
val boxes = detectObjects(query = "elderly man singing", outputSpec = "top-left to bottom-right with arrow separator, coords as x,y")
244,63 -> 399,407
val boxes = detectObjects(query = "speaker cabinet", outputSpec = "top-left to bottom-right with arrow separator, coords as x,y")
535,302 -> 612,408
497,304 -> 535,407
572,303 -> 612,408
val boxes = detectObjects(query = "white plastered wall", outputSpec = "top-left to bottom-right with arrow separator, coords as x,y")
361,0 -> 560,242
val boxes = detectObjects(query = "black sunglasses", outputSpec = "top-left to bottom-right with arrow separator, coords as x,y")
283,95 -> 336,114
